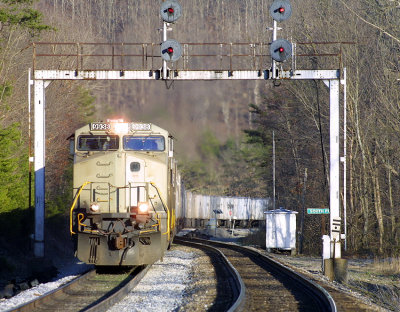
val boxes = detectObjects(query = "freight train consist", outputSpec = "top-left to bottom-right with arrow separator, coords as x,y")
69,120 -> 182,266
69,120 -> 269,266
182,192 -> 270,228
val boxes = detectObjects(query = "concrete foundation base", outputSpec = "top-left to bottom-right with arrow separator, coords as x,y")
323,259 -> 334,281
333,258 -> 348,284
323,258 -> 348,283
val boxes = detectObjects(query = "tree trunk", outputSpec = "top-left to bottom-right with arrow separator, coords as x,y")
372,153 -> 384,254
388,166 -> 395,238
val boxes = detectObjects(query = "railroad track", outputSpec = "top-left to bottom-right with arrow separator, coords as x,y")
269,257 -> 384,312
174,238 -> 245,311
175,237 -> 336,312
9,265 -> 151,312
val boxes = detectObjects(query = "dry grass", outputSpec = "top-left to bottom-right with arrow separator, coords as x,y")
372,257 -> 400,276
349,279 -> 400,311
346,257 -> 400,311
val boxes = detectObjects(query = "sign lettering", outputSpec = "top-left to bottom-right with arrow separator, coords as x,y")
307,208 -> 330,214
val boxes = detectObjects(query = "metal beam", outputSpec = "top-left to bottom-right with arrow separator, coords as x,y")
34,70 -> 159,80
171,70 -> 269,80
288,70 -> 339,80
34,69 -> 339,81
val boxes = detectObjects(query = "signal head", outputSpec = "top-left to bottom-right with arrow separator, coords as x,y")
270,39 -> 292,62
160,0 -> 182,23
161,39 -> 182,62
270,0 -> 292,22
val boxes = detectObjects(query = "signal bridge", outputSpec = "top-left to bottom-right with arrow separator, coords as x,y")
31,0 -> 348,282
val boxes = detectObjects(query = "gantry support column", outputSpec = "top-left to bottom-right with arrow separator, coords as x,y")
329,79 -> 341,258
34,79 -> 45,258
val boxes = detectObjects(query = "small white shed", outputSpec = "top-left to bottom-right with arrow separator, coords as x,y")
264,208 -> 298,252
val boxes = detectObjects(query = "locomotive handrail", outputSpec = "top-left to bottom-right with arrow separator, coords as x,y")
76,212 -> 100,234
150,182 -> 171,241
128,182 -> 147,210
70,181 -> 169,237
139,213 -> 162,235
70,181 -> 92,235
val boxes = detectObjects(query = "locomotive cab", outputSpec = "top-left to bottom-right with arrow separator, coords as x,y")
70,120 -> 177,266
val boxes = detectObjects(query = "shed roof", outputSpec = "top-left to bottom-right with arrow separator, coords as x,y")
264,208 -> 298,214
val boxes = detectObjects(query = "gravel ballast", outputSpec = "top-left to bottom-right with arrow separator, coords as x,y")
107,246 -> 197,312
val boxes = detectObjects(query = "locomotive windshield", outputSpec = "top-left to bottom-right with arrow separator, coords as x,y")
123,136 -> 165,151
77,135 -> 119,151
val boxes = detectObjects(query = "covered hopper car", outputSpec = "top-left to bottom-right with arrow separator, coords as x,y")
183,192 -> 270,228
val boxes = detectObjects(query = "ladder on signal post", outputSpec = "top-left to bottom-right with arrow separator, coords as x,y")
31,0 -> 347,271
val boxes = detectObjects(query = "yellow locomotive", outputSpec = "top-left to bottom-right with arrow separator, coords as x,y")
69,120 -> 179,266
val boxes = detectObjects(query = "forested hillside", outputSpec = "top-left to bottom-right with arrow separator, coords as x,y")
0,0 -> 399,256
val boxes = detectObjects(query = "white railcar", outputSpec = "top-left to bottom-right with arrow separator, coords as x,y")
184,192 -> 270,227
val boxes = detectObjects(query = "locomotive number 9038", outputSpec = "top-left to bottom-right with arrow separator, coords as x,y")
90,122 -> 112,131
69,120 -> 180,266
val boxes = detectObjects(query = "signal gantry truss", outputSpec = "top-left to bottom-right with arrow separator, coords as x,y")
31,0 -> 347,275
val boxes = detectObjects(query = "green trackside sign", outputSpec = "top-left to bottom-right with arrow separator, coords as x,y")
307,208 -> 330,214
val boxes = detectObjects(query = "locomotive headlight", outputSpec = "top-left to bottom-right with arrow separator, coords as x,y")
112,122 -> 129,134
90,202 -> 100,213
138,202 -> 150,214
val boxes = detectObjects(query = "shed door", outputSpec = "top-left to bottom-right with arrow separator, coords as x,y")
266,214 -> 277,248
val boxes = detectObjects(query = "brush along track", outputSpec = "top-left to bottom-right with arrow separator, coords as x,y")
175,237 -> 336,312
10,266 -> 150,312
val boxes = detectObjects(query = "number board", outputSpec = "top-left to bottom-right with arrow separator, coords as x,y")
307,208 -> 330,214
131,123 -> 151,131
90,122 -> 111,131
90,122 -> 151,132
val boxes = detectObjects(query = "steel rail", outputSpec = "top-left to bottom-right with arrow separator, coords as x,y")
84,265 -> 151,312
10,269 -> 96,312
179,237 -> 337,312
174,237 -> 245,312
9,265 -> 151,312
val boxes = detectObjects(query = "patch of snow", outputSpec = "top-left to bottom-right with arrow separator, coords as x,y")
0,260 -> 92,312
